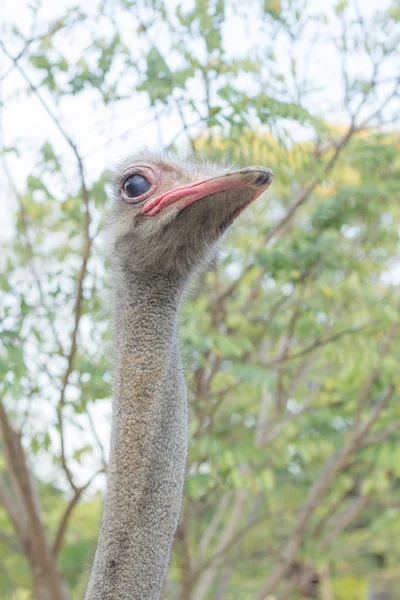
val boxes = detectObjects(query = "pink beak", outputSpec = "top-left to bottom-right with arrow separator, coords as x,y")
141,167 -> 273,216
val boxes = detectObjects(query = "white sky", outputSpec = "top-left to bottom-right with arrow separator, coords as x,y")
1,0 -> 393,212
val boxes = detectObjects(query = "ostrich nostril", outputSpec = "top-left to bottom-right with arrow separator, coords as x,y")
254,172 -> 273,187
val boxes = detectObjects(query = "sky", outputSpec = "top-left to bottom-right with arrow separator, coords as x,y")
1,0 -> 393,217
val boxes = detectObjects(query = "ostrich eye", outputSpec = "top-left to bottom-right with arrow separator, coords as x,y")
123,174 -> 151,199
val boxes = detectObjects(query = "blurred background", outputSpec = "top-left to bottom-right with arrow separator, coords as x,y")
1,0 -> 399,598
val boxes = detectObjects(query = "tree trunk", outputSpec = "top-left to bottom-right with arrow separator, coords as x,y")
29,552 -> 70,600
320,563 -> 334,600
0,402 -> 70,600
24,531 -> 70,600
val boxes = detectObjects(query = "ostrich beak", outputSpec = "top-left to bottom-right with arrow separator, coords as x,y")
141,166 -> 274,216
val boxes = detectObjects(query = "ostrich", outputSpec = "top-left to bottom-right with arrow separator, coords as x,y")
85,151 -> 273,600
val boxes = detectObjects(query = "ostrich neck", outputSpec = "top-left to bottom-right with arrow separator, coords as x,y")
85,270 -> 188,600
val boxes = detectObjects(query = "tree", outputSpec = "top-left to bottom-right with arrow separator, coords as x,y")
0,0 -> 399,598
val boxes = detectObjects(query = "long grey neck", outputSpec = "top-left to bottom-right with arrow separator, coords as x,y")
85,269 -> 188,600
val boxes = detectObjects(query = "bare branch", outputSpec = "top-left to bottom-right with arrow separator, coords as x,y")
262,321 -> 378,369
320,494 -> 369,550
354,384 -> 396,441
354,326 -> 398,425
87,409 -> 108,471
361,418 -> 400,448
196,493 -> 231,561
0,32 -> 51,83
56,228 -> 91,490
192,490 -> 248,600
175,99 -> 196,153
52,470 -> 102,557
0,41 -> 91,198
0,476 -> 26,537
0,155 -> 64,354
255,389 -> 274,447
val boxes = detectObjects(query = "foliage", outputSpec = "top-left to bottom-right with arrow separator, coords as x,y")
0,0 -> 399,598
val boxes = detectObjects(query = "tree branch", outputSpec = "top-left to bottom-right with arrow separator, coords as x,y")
52,470 -> 102,557
320,494 -> 369,550
361,418 -> 400,448
192,490 -> 248,600
0,40 -> 94,493
0,475 -> 26,537
255,382 -> 396,599
215,123 -> 356,305
0,400 -> 70,600
262,321 -> 378,369
0,154 -> 64,354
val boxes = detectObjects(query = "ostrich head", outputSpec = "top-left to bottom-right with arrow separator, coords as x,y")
107,150 -> 273,278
